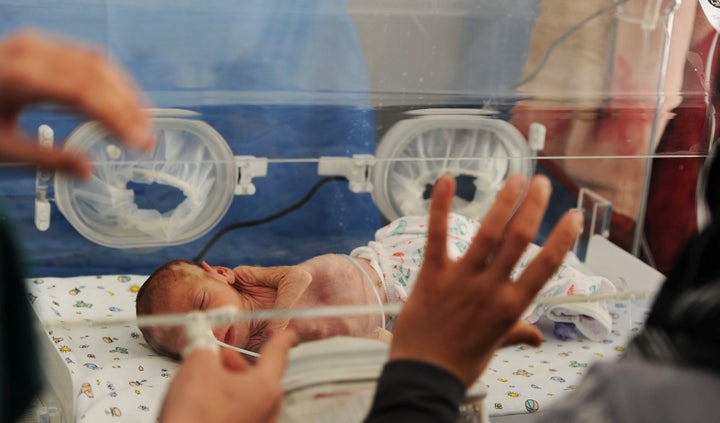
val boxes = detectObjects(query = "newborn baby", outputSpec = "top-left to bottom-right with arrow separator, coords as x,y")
136,213 -> 476,358
136,254 -> 387,358
137,213 -> 614,358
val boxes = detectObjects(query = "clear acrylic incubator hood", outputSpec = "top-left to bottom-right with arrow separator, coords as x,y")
2,1 -> 716,423
0,0 -> 714,279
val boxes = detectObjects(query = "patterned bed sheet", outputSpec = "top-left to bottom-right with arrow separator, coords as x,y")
25,273 -> 650,421
26,274 -> 178,422
484,299 -> 649,416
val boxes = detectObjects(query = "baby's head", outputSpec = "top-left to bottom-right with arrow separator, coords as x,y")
136,259 -> 257,359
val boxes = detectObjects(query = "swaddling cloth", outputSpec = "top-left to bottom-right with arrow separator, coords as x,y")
519,244 -> 616,341
354,213 -> 615,340
352,213 -> 479,304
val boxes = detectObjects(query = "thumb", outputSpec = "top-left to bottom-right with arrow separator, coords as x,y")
219,347 -> 252,372
501,321 -> 543,347
0,135 -> 92,178
255,330 -> 298,381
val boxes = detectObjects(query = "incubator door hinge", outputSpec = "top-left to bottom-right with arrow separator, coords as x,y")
234,156 -> 268,195
35,124 -> 54,231
318,154 -> 376,193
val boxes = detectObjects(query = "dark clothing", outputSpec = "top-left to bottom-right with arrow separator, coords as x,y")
628,167 -> 720,374
367,358 -> 720,423
0,206 -> 41,422
365,360 -> 465,423
533,360 -> 720,423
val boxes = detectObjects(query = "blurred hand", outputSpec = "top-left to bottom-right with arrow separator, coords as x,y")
389,173 -> 582,387
160,330 -> 297,423
0,30 -> 155,178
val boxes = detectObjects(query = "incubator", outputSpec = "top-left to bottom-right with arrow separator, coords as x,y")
1,0 -> 715,422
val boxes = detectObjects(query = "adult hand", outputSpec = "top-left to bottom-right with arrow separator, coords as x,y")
389,173 -> 583,387
0,30 -> 155,178
159,330 -> 298,423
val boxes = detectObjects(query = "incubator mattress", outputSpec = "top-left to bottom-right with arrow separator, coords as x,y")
484,300 -> 646,416
25,273 -> 648,422
26,274 -> 178,422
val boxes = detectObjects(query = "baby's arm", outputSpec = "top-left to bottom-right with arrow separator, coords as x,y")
232,265 -> 312,335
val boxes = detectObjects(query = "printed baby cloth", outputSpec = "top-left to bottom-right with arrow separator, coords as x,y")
519,244 -> 616,341
351,213 -> 479,304
352,213 -> 616,341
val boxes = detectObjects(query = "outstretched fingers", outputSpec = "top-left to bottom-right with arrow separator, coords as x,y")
462,173 -> 528,270
514,209 -> 583,304
487,175 -> 551,278
0,136 -> 92,177
0,30 -> 155,151
424,175 -> 456,269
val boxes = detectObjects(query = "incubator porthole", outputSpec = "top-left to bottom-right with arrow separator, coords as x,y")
372,114 -> 535,221
54,116 -> 236,249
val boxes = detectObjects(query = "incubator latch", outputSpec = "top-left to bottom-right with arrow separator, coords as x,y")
574,188 -> 613,261
528,122 -> 546,152
234,156 -> 268,195
318,154 -> 376,193
35,124 -> 54,231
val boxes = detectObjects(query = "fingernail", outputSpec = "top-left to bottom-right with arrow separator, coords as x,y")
128,127 -> 157,152
569,209 -> 584,230
532,174 -> 550,193
434,175 -> 451,195
506,173 -> 527,189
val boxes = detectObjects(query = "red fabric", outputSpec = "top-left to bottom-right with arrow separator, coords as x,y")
645,20 -> 718,274
510,13 -> 719,274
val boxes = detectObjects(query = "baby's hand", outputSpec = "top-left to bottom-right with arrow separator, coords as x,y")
374,327 -> 394,344
231,265 -> 312,345
268,267 -> 312,336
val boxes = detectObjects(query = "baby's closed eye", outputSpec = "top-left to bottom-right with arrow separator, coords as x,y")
193,288 -> 208,310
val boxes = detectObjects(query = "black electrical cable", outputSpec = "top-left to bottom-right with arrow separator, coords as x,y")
192,176 -> 348,262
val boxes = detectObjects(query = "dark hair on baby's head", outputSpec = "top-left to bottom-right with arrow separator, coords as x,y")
136,259 -> 203,360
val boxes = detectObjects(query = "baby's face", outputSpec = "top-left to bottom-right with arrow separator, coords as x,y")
152,262 -> 267,356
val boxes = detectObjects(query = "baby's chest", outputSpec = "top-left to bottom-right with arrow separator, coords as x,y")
304,273 -> 369,306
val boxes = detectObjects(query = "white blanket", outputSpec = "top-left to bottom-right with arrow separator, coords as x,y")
26,274 -> 177,422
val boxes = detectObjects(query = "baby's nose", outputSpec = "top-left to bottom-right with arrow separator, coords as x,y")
212,325 -> 229,343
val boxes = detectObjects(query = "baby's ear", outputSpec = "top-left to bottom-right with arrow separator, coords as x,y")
213,266 -> 234,285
